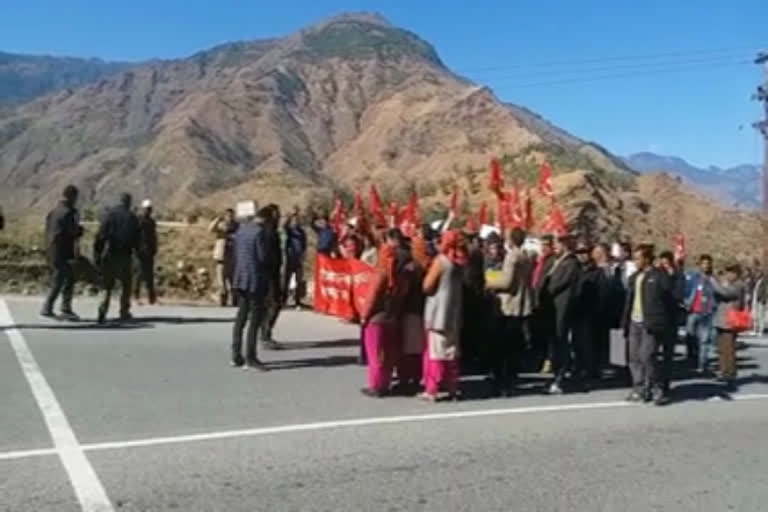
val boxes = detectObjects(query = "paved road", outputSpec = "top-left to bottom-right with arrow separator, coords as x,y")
2,296 -> 768,511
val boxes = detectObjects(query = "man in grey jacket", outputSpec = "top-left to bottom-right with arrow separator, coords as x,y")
486,227 -> 533,396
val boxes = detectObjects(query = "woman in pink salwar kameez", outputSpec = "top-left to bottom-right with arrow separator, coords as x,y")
420,230 -> 466,402
360,241 -> 398,398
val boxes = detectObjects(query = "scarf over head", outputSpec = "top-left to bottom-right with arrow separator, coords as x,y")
440,230 -> 468,266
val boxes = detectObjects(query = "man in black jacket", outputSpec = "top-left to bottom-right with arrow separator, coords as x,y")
282,208 -> 307,308
545,233 -> 581,394
572,240 -> 599,387
94,193 -> 140,324
532,235 -> 556,373
623,245 -> 675,405
134,199 -> 158,305
42,185 -> 84,320
260,204 -> 283,349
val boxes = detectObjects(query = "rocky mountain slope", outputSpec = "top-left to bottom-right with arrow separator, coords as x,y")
0,12 -> 632,214
624,152 -> 761,209
0,51 -> 132,104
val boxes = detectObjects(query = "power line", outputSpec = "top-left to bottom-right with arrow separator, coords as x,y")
489,59 -> 751,89
451,44 -> 766,73
466,54 -> 751,82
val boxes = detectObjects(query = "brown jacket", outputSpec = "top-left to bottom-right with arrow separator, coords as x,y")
487,245 -> 533,318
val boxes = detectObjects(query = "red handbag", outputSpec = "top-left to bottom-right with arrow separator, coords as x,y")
726,308 -> 752,332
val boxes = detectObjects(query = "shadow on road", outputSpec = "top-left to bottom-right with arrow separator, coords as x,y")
266,355 -> 359,370
136,316 -> 233,325
276,339 -> 359,351
0,322 -> 152,331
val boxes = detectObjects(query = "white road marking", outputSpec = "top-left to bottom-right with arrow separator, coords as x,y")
0,300 -> 114,512
61,392 -> 768,454
1,384 -> 768,463
0,447 -> 58,461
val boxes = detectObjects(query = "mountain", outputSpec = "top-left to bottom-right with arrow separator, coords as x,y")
0,12 -> 633,214
0,52 -> 133,104
624,152 -> 761,209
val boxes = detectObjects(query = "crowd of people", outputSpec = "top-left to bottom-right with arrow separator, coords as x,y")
294,210 -> 756,406
33,184 -> 761,406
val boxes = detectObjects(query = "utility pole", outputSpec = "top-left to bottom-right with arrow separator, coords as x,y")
755,52 -> 768,214
754,52 -> 768,270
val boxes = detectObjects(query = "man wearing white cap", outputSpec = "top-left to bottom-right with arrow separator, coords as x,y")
135,199 -> 158,304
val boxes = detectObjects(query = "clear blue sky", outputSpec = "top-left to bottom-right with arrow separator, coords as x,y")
2,0 -> 766,168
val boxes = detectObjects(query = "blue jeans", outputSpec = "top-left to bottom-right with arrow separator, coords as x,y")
686,313 -> 713,370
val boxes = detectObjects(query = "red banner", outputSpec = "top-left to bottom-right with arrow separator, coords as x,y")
314,255 -> 378,321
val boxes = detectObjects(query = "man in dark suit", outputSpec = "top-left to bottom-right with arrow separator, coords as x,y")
544,233 -> 581,394
622,245 -> 675,405
94,193 -> 141,324
282,208 -> 307,308
134,199 -> 158,305
42,185 -> 84,320
260,204 -> 283,349
231,203 -> 270,370
531,235 -> 556,373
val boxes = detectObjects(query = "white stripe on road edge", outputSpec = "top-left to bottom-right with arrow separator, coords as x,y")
0,300 -> 114,512
77,393 -> 768,453
0,446 -> 58,461
2,390 -> 768,463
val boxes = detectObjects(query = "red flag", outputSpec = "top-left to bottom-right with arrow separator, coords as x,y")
674,233 -> 686,261
330,197 -> 346,234
369,185 -> 386,227
496,194 -> 506,230
387,201 -> 399,227
353,191 -> 363,215
507,181 -> 522,226
489,158 -> 504,195
478,201 -> 488,226
538,162 -> 554,198
404,189 -> 418,223
464,214 -> 479,234
543,199 -> 566,236
449,186 -> 459,215
522,188 -> 534,231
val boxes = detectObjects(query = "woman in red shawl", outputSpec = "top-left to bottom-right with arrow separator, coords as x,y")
420,230 -> 467,401
359,231 -> 400,397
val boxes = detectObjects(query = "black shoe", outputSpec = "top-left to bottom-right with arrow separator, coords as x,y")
360,388 -> 386,398
244,359 -> 269,372
119,312 -> 133,322
230,357 -> 245,368
652,389 -> 671,406
59,310 -> 80,322
625,391 -> 644,403
40,309 -> 56,319
262,340 -> 281,350
97,309 -> 107,325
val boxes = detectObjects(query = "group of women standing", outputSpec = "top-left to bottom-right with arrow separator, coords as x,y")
360,228 -> 467,402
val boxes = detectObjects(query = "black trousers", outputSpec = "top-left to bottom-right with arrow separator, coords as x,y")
593,320 -> 611,374
628,322 -> 665,395
531,307 -> 555,370
261,274 -> 281,342
552,311 -> 573,383
282,259 -> 304,306
43,258 -> 75,314
232,290 -> 266,363
99,256 -> 133,318
134,255 -> 156,303
491,316 -> 523,392
572,318 -> 596,381
659,326 -> 677,393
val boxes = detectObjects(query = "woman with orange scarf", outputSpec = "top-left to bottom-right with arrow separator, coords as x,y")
420,230 -> 467,401
360,232 -> 401,397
